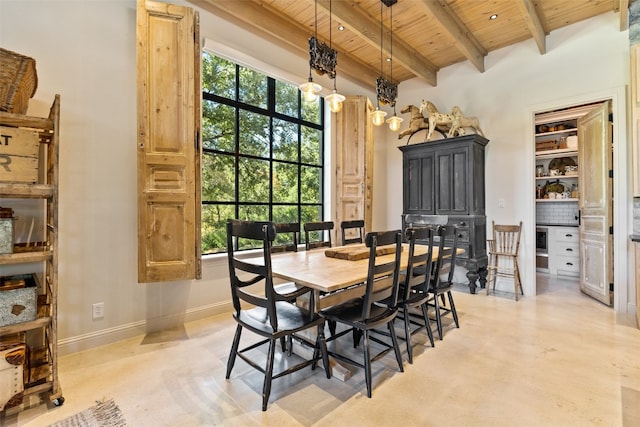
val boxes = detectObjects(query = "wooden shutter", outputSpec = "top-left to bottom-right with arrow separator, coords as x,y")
136,0 -> 201,283
334,96 -> 374,239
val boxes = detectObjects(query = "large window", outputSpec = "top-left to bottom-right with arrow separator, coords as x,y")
201,52 -> 325,254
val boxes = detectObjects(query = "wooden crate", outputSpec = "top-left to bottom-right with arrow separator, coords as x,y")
0,48 -> 38,115
0,125 -> 39,183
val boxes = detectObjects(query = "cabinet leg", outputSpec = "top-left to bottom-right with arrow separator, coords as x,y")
466,270 -> 478,294
478,267 -> 488,289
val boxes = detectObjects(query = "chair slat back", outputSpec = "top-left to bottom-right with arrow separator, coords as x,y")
226,219 -> 279,330
272,222 -> 300,253
340,219 -> 365,245
492,221 -> 523,256
304,221 -> 334,250
431,225 -> 458,289
361,230 -> 403,319
403,226 -> 435,299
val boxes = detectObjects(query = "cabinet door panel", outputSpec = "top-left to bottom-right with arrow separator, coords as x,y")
406,155 -> 434,212
452,151 -> 468,212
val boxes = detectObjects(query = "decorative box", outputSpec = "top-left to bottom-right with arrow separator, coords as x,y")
0,274 -> 38,327
0,343 -> 26,411
0,218 -> 14,254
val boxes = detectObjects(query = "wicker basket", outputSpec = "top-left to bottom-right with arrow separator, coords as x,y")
0,48 -> 38,114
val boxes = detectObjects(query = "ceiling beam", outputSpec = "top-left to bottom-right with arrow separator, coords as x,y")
316,0 -> 438,86
414,0 -> 486,73
516,0 -> 546,54
190,0 -> 380,91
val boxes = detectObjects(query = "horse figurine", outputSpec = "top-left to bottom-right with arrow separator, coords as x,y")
420,100 -> 453,140
398,104 -> 429,139
447,106 -> 485,138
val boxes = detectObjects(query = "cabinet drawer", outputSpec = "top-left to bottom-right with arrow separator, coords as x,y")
555,255 -> 579,274
556,243 -> 578,257
555,229 -> 578,243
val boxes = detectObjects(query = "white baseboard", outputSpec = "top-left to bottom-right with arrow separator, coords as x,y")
57,301 -> 233,356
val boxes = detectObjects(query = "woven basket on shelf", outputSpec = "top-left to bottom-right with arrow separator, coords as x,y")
0,48 -> 38,114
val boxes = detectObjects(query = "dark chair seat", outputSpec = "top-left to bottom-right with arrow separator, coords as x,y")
236,301 -> 323,337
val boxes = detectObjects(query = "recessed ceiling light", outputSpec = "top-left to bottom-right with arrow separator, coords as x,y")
489,14 -> 498,20
338,24 -> 345,31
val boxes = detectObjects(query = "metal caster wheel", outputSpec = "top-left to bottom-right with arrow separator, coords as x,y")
52,397 -> 65,407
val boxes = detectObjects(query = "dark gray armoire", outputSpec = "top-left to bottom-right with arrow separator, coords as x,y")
399,134 -> 489,293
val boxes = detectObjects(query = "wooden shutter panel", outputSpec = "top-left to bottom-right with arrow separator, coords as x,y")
136,0 -> 201,282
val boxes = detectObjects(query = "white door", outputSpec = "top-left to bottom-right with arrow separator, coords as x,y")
578,101 -> 612,305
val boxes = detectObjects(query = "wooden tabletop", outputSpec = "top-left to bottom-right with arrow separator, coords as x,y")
246,243 -> 433,294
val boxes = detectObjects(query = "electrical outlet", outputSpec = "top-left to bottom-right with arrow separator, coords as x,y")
92,302 -> 104,319
498,198 -> 505,208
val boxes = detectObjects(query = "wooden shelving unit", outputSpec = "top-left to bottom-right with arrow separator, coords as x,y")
0,95 -> 63,412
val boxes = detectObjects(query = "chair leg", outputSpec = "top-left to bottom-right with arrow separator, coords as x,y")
420,303 -> 435,347
388,321 -> 404,373
261,339 -> 276,411
433,294 -> 443,340
226,324 -> 242,379
486,255 -> 494,295
515,259 -> 524,297
353,329 -> 362,348
403,308 -> 413,364
312,323 -> 331,378
327,320 -> 336,337
363,330 -> 372,398
491,256 -> 498,291
447,291 -> 459,328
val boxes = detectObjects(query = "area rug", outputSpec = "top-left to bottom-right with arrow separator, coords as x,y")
47,399 -> 127,427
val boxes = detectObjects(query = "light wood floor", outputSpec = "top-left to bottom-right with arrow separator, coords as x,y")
4,274 -> 640,426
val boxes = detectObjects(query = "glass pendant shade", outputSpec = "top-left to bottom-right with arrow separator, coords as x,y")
326,90 -> 345,113
387,115 -> 403,132
372,108 -> 387,126
299,80 -> 322,103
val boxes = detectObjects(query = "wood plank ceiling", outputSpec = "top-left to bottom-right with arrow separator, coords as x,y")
190,0 -> 626,91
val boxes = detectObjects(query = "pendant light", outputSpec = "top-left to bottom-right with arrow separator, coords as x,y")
299,0 -> 344,113
324,0 -> 345,113
371,1 -> 388,127
385,2 -> 403,132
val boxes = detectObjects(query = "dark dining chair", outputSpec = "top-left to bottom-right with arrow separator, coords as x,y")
271,222 -> 300,254
427,224 -> 460,340
304,221 -> 334,250
394,226 -> 436,363
320,229 -> 404,398
225,219 -> 330,411
340,219 -> 365,245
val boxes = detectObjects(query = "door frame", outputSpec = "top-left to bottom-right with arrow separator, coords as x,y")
526,86 -> 629,316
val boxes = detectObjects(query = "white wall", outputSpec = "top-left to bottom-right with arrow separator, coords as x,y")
0,1 -> 632,355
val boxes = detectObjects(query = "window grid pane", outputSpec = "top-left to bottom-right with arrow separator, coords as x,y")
201,52 -> 324,254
